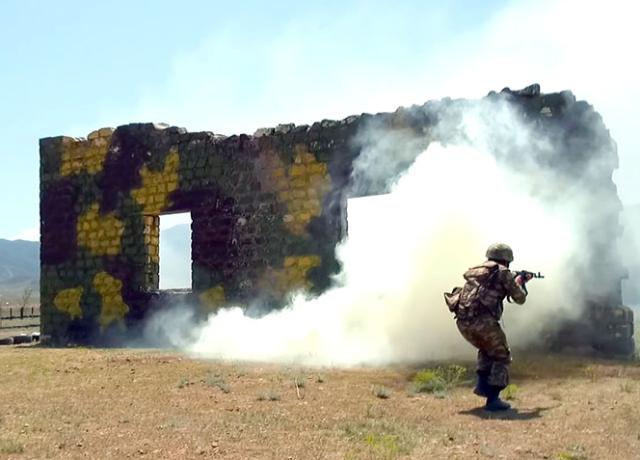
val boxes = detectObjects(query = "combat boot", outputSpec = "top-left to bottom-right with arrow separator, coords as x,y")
484,385 -> 511,411
473,370 -> 490,397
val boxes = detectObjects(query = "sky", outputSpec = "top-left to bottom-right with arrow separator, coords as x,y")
0,0 -> 638,241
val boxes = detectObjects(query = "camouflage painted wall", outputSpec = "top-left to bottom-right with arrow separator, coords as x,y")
40,121 -> 352,344
39,84 -> 634,353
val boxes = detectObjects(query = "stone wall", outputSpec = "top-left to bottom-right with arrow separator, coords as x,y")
39,84 -> 635,354
40,121 -> 350,343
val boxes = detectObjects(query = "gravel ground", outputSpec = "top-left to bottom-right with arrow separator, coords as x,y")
0,347 -> 639,459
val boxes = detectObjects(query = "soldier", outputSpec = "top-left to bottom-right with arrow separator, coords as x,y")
452,243 -> 533,411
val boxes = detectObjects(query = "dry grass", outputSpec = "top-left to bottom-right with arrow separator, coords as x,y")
0,438 -> 24,455
0,346 -> 639,459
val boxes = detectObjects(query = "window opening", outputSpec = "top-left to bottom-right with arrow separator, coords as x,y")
159,212 -> 192,290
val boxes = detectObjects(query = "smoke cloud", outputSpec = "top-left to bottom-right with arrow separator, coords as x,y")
621,206 -> 640,311
138,96 -> 617,367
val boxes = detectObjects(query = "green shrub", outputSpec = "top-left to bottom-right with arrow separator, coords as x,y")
557,444 -> 587,460
503,384 -> 519,400
557,450 -> 587,460
412,370 -> 447,394
412,364 -> 468,394
438,364 -> 467,386
373,386 -> 391,399
257,390 -> 281,401
619,380 -> 635,393
342,418 -> 415,459
206,373 -> 231,393
0,438 -> 24,454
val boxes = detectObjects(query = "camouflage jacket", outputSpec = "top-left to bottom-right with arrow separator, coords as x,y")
456,261 -> 527,320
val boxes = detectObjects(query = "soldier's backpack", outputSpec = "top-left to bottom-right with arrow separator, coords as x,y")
444,286 -> 462,313
444,262 -> 501,318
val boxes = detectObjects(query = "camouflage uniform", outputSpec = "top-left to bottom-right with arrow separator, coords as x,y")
455,261 -> 527,387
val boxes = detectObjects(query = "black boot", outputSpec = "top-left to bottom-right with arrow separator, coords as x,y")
484,385 -> 511,411
473,371 -> 490,397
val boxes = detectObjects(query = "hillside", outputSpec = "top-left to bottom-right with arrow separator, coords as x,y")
0,239 -> 39,302
0,239 -> 39,282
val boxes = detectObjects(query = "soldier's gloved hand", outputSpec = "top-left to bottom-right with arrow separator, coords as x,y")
515,272 -> 534,286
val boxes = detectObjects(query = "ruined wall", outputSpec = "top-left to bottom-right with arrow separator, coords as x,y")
40,122 -> 353,343
39,85 -> 634,353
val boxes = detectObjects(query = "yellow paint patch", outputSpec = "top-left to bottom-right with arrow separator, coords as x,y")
278,146 -> 332,235
199,285 -> 226,312
131,149 -> 180,214
77,204 -> 124,255
255,146 -> 332,235
53,287 -> 84,319
59,136 -> 111,176
144,215 -> 160,264
93,271 -> 129,329
259,255 -> 321,296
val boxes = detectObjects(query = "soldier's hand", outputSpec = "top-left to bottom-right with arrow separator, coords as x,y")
515,272 -> 534,286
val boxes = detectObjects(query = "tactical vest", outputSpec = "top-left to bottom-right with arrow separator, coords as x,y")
445,261 -> 503,320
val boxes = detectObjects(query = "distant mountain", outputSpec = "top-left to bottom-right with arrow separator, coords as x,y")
621,204 -> 640,308
0,239 -> 40,301
0,239 -> 39,283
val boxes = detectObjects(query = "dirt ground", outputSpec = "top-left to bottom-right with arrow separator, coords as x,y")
0,347 -> 639,460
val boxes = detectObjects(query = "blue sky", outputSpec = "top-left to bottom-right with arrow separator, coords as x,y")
1,0 -> 638,240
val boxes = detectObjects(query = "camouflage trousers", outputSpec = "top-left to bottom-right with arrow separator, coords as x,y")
456,314 -> 511,388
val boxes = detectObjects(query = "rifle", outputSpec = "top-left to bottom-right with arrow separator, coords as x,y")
512,270 -> 544,295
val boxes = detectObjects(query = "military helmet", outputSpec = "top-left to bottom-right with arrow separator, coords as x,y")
486,243 -> 514,263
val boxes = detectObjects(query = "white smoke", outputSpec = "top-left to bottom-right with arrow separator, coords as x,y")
169,99 -> 593,366
621,204 -> 640,311
141,305 -> 199,349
